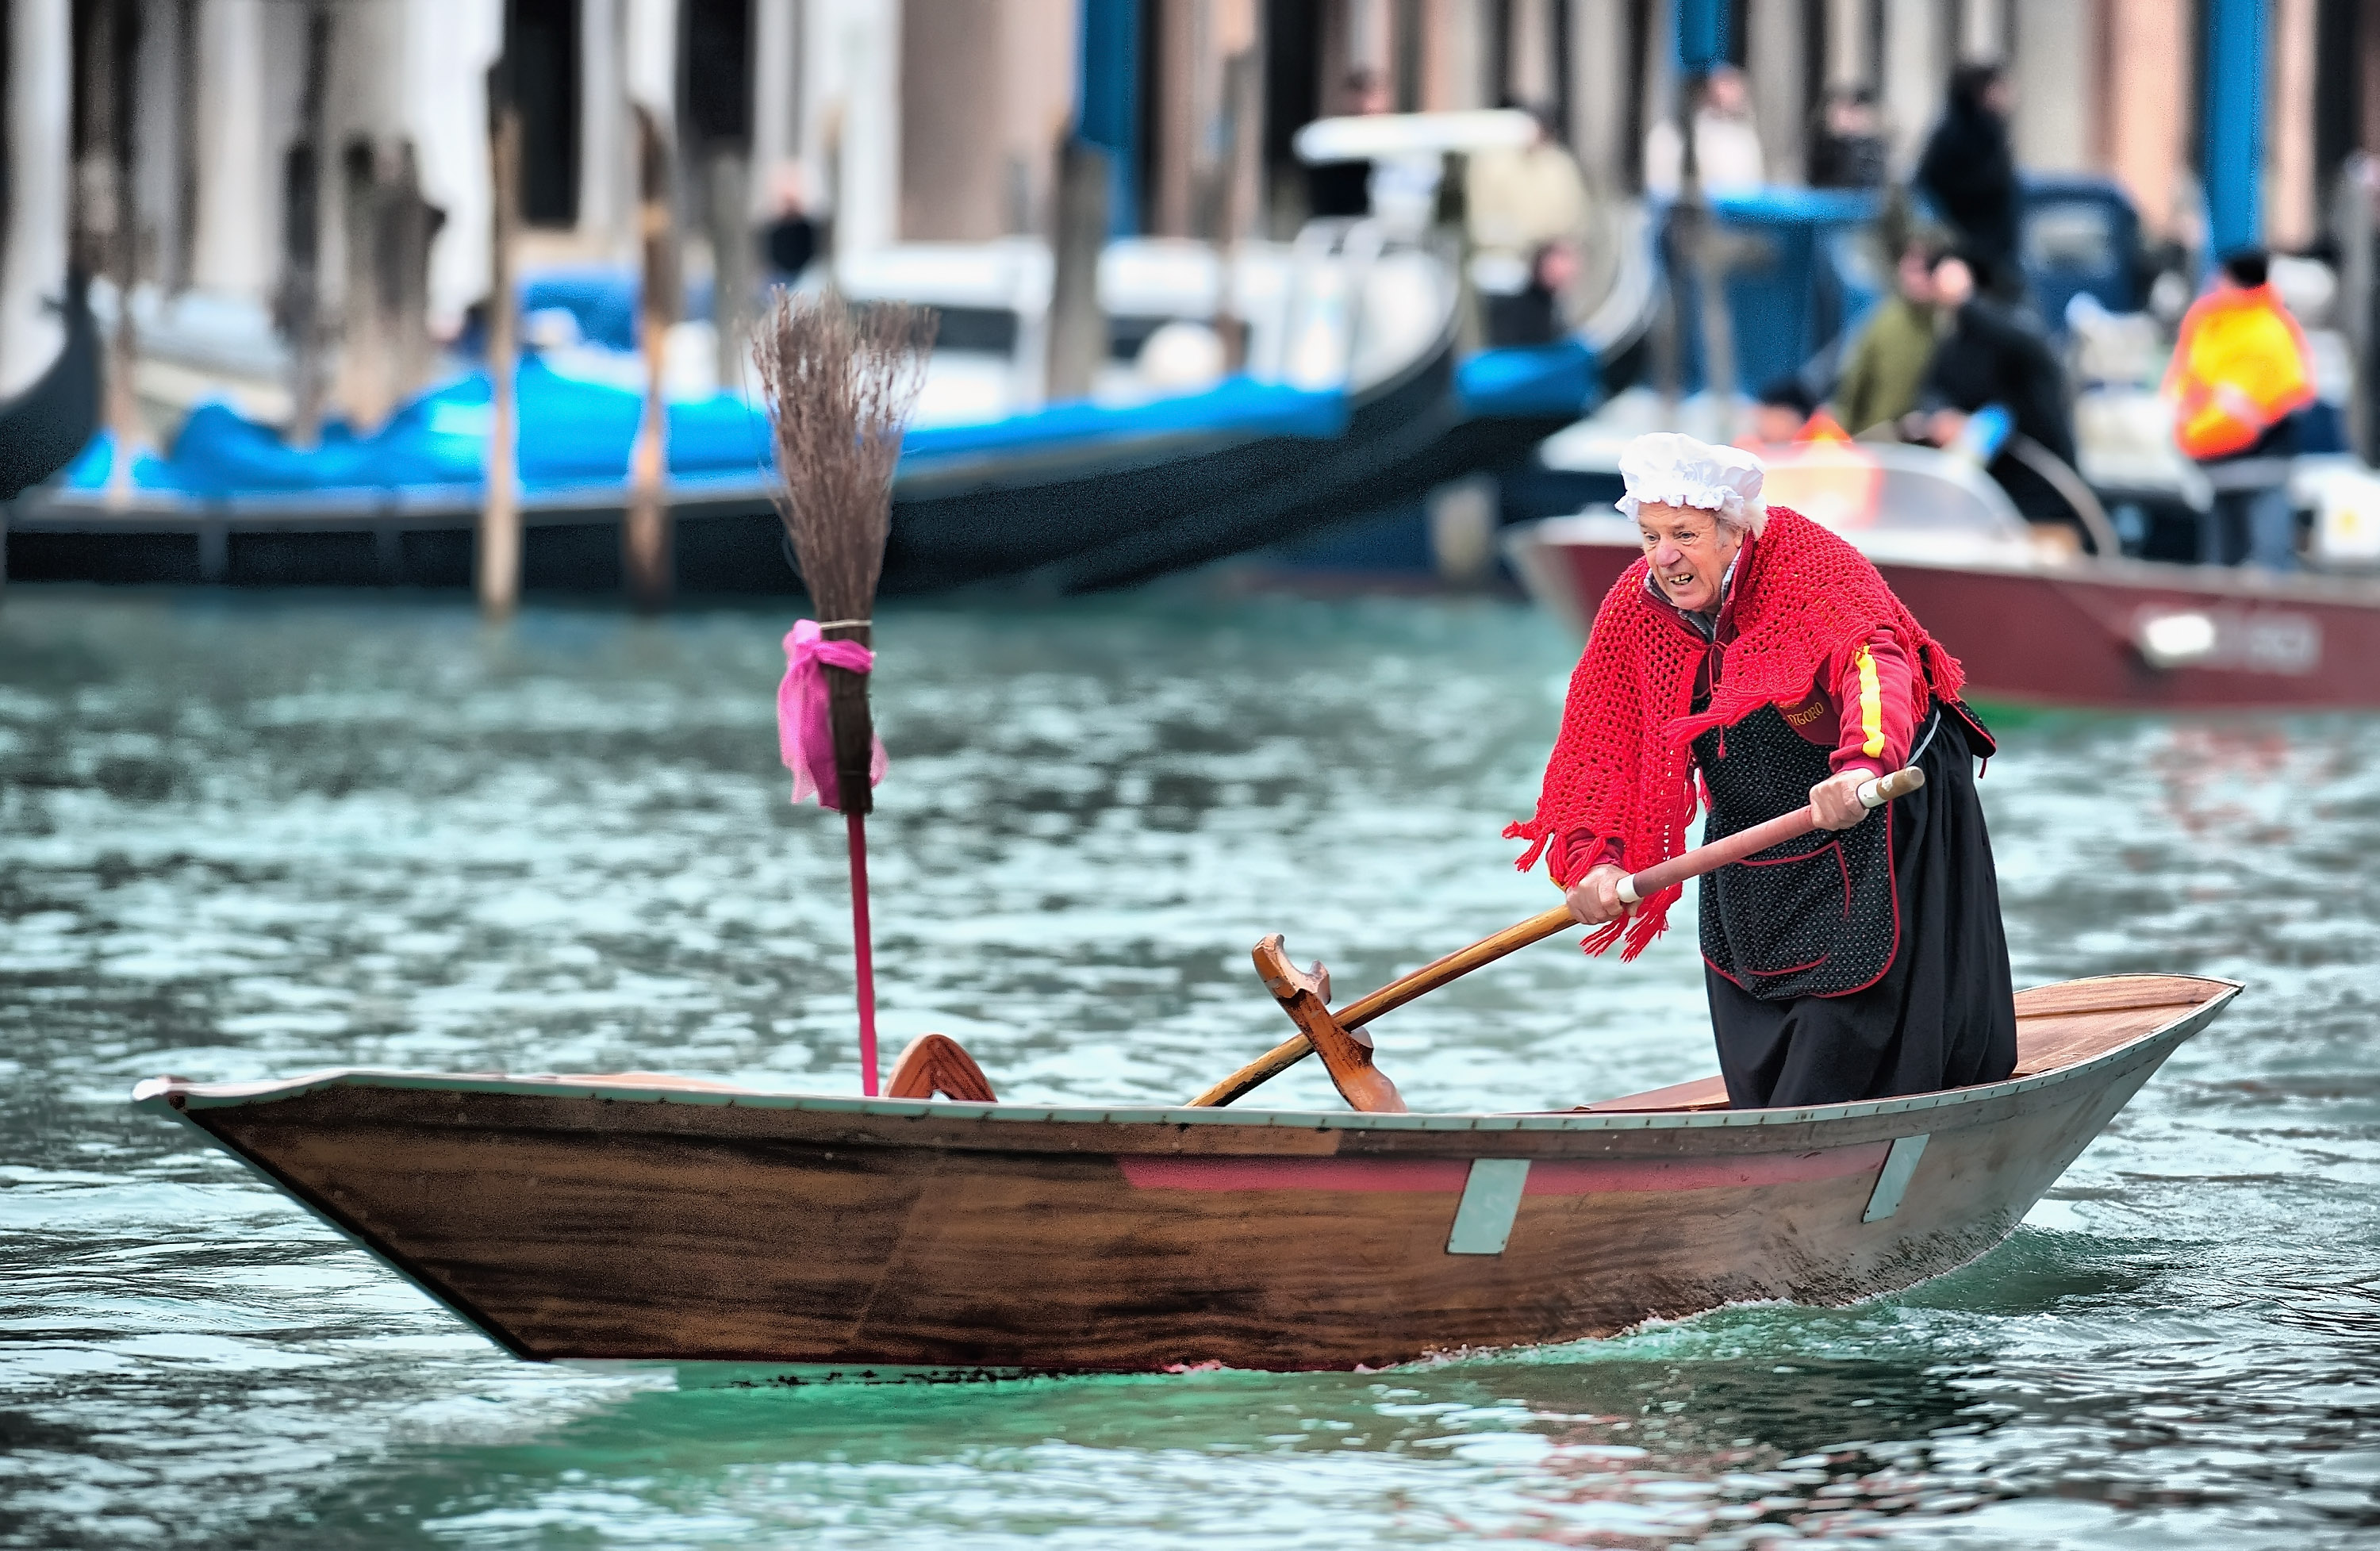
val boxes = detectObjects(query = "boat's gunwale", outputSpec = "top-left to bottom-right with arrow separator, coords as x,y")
133,974 -> 2240,1136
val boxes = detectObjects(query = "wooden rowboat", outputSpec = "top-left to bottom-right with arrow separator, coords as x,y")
132,973 -> 2236,1375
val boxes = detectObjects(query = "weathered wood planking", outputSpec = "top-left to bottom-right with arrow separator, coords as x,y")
2012,976 -> 2215,1015
137,974 -> 2239,1373
1581,974 -> 2224,1107
1581,1075 -> 1732,1111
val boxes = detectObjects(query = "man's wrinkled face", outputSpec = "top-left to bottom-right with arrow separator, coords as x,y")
1637,501 -> 1741,614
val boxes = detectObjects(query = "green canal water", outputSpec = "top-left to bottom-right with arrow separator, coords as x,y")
1,586 -> 2374,1548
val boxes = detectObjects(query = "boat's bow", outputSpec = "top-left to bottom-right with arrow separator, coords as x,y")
0,269 -> 99,501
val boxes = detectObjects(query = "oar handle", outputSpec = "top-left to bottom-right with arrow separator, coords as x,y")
1860,766 -> 1929,808
1616,766 -> 1924,906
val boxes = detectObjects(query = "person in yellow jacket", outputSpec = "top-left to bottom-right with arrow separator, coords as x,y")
2163,251 -> 2317,569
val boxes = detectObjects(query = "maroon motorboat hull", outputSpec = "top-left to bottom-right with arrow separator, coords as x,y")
1510,524 -> 2380,711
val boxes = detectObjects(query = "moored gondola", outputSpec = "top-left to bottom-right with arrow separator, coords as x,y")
0,271 -> 99,504
5,228 -> 1476,595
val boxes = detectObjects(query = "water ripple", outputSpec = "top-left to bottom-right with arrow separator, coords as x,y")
2,589 -> 2375,1548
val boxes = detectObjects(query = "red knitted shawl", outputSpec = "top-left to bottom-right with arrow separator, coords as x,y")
1507,505 -> 1964,959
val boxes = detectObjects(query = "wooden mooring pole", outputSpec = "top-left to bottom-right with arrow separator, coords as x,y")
478,67 -> 522,620
1046,134 -> 1109,401
283,2 -> 332,450
77,0 -> 147,507
624,105 -> 674,611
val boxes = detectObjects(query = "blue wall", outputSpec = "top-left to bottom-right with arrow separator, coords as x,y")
1675,0 -> 1729,71
1077,0 -> 1142,236
2202,0 -> 2267,255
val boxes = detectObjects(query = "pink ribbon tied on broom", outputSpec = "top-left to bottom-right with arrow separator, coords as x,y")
777,620 -> 888,810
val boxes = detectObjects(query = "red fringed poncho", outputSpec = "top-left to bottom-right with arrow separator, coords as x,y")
1507,505 -> 1965,959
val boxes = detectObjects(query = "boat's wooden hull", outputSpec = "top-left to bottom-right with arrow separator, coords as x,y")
134,975 -> 2235,1373
1507,518 -> 2380,711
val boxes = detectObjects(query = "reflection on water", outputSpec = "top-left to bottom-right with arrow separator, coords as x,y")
2,588 -> 2374,1548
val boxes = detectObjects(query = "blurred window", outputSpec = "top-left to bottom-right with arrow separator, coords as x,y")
1762,444 -> 2032,543
2024,202 -> 2118,275
683,0 -> 754,145
508,0 -> 580,228
931,307 -> 1021,355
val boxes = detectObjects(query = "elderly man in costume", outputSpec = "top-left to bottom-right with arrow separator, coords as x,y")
1507,432 -> 2016,1108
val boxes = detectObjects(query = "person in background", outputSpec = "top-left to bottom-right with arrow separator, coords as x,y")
1645,64 -> 1767,198
760,163 -> 823,279
2163,249 -> 2317,569
1810,86 -> 1888,190
1307,68 -> 1391,219
1912,251 -> 2078,528
1468,105 -> 1594,345
1915,63 -> 2021,290
1748,378 -> 1818,445
1833,239 -> 1943,436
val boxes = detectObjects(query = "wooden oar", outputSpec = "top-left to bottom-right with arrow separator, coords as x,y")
1192,766 -> 1928,1111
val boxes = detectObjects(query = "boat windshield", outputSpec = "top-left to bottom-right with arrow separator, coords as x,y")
1750,441 -> 2033,548
1542,439 -> 2037,568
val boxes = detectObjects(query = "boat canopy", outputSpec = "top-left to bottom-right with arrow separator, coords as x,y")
1292,109 -> 1539,164
1753,441 -> 2034,547
1535,440 -> 2036,568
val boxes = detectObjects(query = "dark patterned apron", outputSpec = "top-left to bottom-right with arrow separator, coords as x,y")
1690,704 -> 1917,1000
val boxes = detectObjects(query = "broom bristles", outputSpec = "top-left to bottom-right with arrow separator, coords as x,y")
752,292 -> 937,620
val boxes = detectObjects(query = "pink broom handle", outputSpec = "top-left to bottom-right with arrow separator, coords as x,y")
846,809 -> 880,1096
1617,766 -> 1925,906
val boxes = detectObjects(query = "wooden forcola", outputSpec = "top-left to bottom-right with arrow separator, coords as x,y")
1250,938 -> 1404,1113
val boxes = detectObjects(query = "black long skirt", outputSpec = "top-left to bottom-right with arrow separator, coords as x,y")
1702,714 -> 2017,1108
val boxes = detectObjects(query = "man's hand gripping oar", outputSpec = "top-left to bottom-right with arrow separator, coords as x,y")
1193,766 -> 1929,1112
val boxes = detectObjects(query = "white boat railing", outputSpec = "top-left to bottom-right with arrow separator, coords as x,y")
818,222 -> 1455,419
1267,217 -> 1456,395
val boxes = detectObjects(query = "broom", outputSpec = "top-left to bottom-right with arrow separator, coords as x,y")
754,292 -> 936,1096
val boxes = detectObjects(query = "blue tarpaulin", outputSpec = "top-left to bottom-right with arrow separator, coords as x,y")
63,357 -> 1347,499
1455,340 -> 1596,419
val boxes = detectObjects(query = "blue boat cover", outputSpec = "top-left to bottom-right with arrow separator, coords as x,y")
62,358 -> 1349,499
519,268 -> 650,351
1455,339 -> 1596,418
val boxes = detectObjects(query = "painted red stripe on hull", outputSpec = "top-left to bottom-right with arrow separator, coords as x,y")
1118,1157 -> 1470,1192
1116,1143 -> 1887,1196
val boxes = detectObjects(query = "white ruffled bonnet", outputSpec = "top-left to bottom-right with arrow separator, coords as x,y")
1615,432 -> 1768,531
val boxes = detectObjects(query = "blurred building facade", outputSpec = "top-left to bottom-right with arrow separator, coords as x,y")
8,0 -> 2380,414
